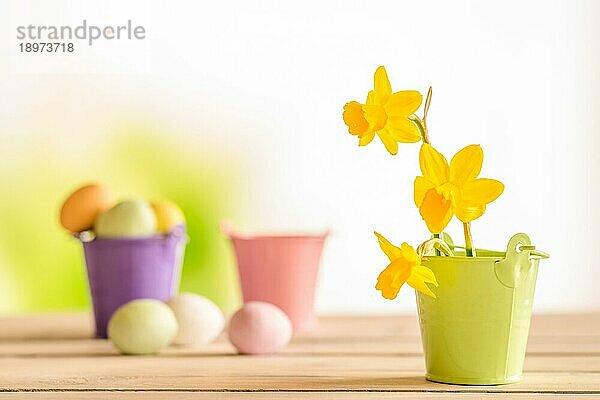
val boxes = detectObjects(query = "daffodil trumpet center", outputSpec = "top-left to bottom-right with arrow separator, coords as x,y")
435,185 -> 457,255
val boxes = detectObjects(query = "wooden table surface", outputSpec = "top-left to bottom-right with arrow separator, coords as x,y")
0,313 -> 599,399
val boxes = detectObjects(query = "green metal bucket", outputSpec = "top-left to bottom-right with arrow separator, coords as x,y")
416,233 -> 549,385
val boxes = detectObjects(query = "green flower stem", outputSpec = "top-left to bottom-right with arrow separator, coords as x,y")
463,222 -> 476,257
409,115 -> 429,144
433,233 -> 441,256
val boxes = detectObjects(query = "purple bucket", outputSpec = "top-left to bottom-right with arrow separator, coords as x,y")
81,227 -> 186,338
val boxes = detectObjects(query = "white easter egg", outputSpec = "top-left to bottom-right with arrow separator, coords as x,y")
166,293 -> 225,345
227,301 -> 292,355
107,299 -> 178,355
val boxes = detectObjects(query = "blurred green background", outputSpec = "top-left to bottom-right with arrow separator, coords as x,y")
0,122 -> 243,315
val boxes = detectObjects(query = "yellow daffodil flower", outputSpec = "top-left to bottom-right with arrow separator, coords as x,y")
414,144 -> 505,233
343,66 -> 423,155
374,232 -> 438,299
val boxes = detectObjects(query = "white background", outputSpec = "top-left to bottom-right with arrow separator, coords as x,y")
2,0 -> 599,313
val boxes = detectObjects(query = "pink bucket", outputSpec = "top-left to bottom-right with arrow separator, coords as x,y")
223,225 -> 327,332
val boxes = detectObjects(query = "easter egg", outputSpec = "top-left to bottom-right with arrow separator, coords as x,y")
60,183 -> 113,233
227,301 -> 292,355
166,293 -> 225,345
95,200 -> 157,238
107,299 -> 178,355
151,201 -> 185,233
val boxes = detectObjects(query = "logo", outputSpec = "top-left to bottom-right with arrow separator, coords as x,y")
16,20 -> 146,46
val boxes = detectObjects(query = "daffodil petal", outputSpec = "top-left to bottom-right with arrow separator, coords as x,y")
374,231 -> 402,261
419,188 -> 454,234
412,265 -> 438,286
343,101 -> 369,136
375,259 -> 411,300
419,144 -> 450,186
377,128 -> 398,155
385,90 -> 423,116
407,272 -> 437,299
366,90 -> 375,105
358,130 -> 375,146
450,144 -> 483,186
461,178 -> 505,205
455,178 -> 503,222
372,66 -> 392,105
362,105 -> 387,131
455,203 -> 486,222
400,242 -> 420,264
414,176 -> 436,208
386,117 -> 422,143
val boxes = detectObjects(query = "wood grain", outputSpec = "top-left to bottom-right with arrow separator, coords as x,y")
2,394 -> 598,400
0,313 -> 599,398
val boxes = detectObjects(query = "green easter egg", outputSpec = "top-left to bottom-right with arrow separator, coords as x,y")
107,299 -> 178,355
95,200 -> 157,238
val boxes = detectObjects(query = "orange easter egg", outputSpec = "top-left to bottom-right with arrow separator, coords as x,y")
60,183 -> 113,233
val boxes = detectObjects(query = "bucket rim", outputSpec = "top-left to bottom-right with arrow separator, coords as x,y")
77,225 -> 186,245
82,234 -> 167,245
424,246 -> 507,261
226,233 -> 328,241
422,254 -> 506,262
220,221 -> 329,241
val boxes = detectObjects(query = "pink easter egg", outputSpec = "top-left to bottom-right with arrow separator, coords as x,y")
228,301 -> 292,355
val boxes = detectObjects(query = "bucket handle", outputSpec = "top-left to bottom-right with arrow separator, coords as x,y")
517,245 -> 549,260
442,233 -> 549,261
494,233 -> 549,288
